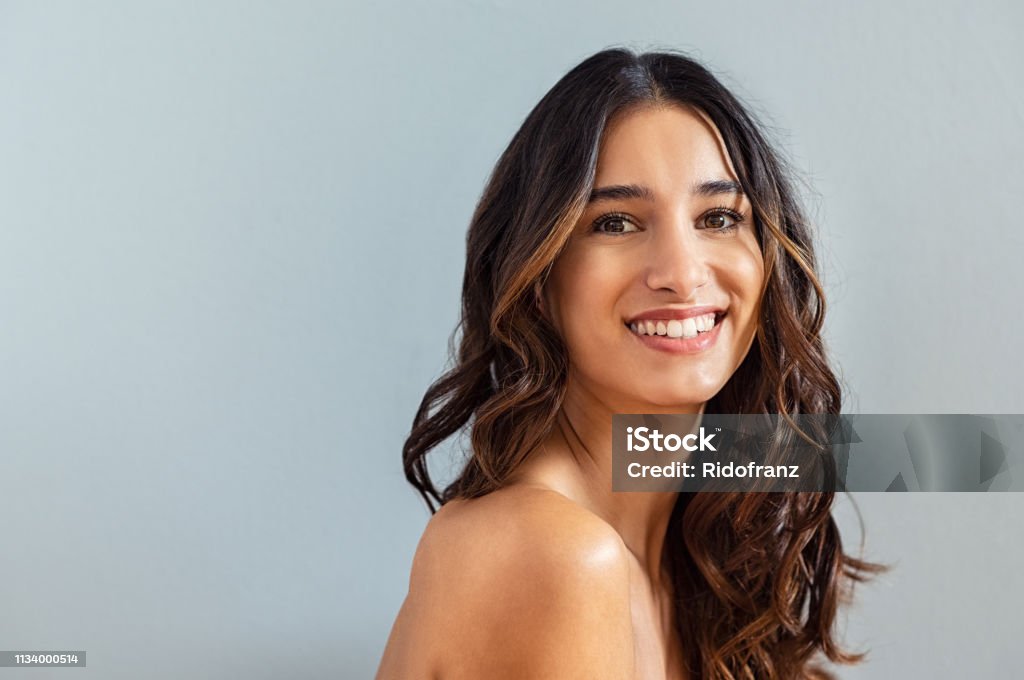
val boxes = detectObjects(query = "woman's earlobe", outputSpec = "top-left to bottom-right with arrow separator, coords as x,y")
534,281 -> 548,319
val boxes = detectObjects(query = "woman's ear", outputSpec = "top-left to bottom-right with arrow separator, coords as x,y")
533,280 -> 548,320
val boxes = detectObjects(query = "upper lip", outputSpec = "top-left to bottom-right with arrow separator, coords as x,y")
625,306 -> 726,324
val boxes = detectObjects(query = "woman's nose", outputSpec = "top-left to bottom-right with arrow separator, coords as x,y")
643,218 -> 710,296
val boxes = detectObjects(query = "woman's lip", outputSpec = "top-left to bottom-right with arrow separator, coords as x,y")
625,306 -> 725,324
625,314 -> 724,355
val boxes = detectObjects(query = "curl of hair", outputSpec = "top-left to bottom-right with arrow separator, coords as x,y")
403,47 -> 884,679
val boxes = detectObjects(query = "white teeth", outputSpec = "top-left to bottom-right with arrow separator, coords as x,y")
629,313 -> 719,338
700,313 -> 716,331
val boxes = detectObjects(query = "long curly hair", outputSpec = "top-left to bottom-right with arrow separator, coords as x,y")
403,47 -> 882,679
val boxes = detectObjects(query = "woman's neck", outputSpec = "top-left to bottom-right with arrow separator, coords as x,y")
517,378 -> 702,588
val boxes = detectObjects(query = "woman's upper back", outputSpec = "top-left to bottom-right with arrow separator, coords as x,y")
375,485 -> 640,680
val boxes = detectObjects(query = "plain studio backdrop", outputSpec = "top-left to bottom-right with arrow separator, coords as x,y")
1,1 -> 1022,678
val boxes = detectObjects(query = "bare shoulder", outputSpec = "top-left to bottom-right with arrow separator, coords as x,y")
420,485 -> 630,581
376,486 -> 636,680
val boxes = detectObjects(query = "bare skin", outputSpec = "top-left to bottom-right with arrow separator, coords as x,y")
377,104 -> 764,679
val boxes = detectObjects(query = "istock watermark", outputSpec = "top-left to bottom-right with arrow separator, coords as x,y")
625,426 -> 718,452
612,414 -> 1024,493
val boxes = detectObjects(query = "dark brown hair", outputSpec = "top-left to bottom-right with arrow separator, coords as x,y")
403,47 -> 882,679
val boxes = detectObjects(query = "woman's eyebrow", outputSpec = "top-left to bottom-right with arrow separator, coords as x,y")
588,183 -> 654,203
692,178 -> 743,197
588,179 -> 744,204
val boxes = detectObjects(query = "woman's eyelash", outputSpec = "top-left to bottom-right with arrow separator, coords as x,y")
702,206 -> 745,231
589,207 -> 746,235
590,212 -> 637,234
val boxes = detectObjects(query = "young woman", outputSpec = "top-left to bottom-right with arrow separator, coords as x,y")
376,47 -> 879,680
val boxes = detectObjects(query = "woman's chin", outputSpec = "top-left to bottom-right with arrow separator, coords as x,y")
625,389 -> 719,412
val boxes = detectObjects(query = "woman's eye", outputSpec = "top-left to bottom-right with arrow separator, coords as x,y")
701,209 -> 743,231
592,214 -> 639,234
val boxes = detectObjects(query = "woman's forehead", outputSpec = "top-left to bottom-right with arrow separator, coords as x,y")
594,104 -> 741,189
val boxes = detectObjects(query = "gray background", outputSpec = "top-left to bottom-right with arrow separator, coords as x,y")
1,1 -> 1021,678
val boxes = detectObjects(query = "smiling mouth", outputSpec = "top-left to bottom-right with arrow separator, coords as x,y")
625,312 -> 726,339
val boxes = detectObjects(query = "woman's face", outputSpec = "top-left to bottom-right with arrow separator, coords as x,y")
542,104 -> 764,412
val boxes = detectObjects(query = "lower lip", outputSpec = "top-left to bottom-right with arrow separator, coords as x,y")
627,315 -> 724,355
